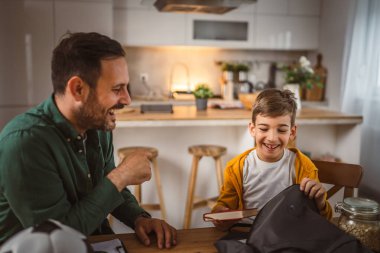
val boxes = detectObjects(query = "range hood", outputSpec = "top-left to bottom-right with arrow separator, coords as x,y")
154,0 -> 255,14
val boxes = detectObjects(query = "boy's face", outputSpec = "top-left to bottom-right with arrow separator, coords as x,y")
248,113 -> 297,162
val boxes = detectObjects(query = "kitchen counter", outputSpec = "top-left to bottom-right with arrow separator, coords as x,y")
116,106 -> 363,127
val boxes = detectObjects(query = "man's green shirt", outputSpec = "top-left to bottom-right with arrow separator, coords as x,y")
0,95 -> 146,243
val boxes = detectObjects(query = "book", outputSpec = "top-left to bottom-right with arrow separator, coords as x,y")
91,238 -> 127,253
203,208 -> 258,221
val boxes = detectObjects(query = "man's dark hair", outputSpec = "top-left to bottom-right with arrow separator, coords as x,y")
252,88 -> 297,126
51,32 -> 126,94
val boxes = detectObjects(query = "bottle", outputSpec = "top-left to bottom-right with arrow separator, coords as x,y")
222,71 -> 234,101
311,53 -> 328,101
335,197 -> 380,252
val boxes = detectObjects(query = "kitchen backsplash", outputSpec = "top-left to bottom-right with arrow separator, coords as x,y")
124,46 -> 311,99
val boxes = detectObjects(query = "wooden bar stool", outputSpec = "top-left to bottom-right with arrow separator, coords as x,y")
117,146 -> 167,221
183,145 -> 227,229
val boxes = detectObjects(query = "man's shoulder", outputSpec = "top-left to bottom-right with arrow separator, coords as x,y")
0,108 -> 56,144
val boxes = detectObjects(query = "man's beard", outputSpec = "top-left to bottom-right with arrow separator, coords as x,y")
75,91 -> 115,131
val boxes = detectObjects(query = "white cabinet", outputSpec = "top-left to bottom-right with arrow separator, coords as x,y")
114,0 -> 187,46
115,0 -> 320,50
254,0 -> 320,50
121,9 -> 187,46
288,0 -> 321,16
115,2 -> 255,48
186,12 -> 254,48
256,0 -> 288,14
256,0 -> 320,15
255,16 -> 319,50
54,0 -> 113,43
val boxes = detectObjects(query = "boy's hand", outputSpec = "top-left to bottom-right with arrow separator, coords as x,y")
211,206 -> 237,231
300,177 -> 327,211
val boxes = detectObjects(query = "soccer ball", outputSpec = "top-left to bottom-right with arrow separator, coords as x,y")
0,219 -> 93,253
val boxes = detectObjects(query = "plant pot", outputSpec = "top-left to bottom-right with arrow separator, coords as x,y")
283,84 -> 302,111
195,98 -> 208,111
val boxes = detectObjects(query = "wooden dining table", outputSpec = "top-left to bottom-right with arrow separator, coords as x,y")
88,227 -> 227,253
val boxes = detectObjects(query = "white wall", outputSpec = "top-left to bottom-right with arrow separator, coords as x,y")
319,0 -> 356,110
125,47 -> 306,99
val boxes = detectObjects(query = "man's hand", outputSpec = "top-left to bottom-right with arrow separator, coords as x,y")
107,150 -> 152,191
300,177 -> 327,211
134,216 -> 177,249
211,206 -> 237,231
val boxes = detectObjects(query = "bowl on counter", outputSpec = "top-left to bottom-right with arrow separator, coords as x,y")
238,93 -> 259,110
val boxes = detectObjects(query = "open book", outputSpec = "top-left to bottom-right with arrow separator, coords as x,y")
203,208 -> 258,221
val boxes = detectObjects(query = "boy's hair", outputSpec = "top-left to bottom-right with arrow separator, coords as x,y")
51,32 -> 126,95
251,88 -> 297,126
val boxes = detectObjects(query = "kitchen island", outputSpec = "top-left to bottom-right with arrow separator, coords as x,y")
112,106 -> 362,230
116,106 -> 362,127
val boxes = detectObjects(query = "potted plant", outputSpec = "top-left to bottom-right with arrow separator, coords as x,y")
282,56 -> 324,101
193,83 -> 213,111
221,62 -> 235,82
235,63 -> 250,82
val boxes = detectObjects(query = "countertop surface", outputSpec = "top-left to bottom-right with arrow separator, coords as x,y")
115,106 -> 363,127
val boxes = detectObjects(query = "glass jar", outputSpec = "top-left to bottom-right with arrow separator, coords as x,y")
335,197 -> 380,252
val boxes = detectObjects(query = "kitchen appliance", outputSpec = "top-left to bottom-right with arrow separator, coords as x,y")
154,0 -> 256,14
141,104 -> 173,113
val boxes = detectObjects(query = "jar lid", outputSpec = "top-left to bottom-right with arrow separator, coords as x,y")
341,197 -> 380,216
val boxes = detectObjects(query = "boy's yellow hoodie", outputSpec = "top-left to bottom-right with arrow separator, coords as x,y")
212,147 -> 332,219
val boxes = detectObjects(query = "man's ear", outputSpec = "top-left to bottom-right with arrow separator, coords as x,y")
66,76 -> 89,102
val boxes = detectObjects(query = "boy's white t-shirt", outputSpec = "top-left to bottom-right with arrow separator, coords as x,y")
242,149 -> 296,211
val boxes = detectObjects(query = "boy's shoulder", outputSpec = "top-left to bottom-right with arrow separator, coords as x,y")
288,147 -> 309,159
288,147 -> 317,172
225,148 -> 255,173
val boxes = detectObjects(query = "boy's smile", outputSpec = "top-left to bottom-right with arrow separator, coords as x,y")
249,114 -> 297,162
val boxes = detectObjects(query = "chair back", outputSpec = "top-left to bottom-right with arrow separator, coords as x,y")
313,160 -> 363,199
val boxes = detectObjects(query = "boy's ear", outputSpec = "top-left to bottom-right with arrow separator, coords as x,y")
66,76 -> 89,102
289,125 -> 297,141
248,122 -> 256,138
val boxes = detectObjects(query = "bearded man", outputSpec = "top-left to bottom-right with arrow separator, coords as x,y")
0,32 -> 176,248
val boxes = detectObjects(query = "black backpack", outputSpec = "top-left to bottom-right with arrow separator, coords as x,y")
215,185 -> 373,253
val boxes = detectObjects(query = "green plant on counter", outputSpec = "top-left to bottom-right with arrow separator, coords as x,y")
221,62 -> 235,72
235,63 -> 250,72
193,83 -> 213,99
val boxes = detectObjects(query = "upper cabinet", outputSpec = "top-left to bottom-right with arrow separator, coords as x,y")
120,9 -> 186,46
186,11 -> 254,49
114,1 -> 256,48
254,0 -> 320,50
115,0 -> 320,50
114,0 -> 186,46
54,0 -> 113,43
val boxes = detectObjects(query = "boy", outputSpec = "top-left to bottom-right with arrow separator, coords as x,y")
212,88 -> 332,230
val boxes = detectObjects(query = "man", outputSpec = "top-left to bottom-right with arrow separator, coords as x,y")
0,32 -> 177,248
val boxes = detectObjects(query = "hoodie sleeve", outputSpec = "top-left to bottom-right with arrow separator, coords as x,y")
212,149 -> 254,212
292,148 -> 333,220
